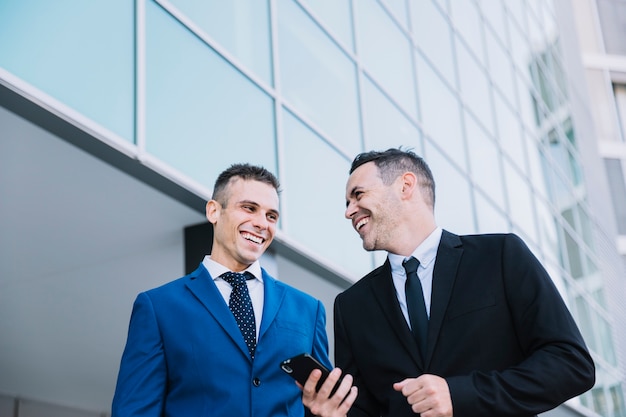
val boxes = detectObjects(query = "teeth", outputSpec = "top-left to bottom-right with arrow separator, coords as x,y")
356,218 -> 368,230
242,232 -> 263,244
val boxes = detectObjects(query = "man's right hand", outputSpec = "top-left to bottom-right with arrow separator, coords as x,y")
301,368 -> 358,417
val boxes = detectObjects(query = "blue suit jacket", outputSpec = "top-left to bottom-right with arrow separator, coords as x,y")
112,264 -> 332,417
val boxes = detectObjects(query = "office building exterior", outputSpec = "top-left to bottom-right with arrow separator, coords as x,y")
0,0 -> 624,416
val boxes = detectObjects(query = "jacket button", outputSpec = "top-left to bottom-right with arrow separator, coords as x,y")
253,377 -> 261,387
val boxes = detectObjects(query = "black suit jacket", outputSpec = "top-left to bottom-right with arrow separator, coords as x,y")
334,231 -> 595,417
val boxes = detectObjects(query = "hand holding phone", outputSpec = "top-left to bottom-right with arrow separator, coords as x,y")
280,353 -> 341,395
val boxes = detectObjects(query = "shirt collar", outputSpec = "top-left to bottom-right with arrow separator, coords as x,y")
202,255 -> 263,282
388,227 -> 442,275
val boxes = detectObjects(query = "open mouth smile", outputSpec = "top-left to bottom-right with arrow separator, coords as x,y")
242,231 -> 265,245
355,217 -> 369,231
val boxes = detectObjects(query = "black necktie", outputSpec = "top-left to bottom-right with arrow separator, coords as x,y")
221,271 -> 257,359
403,257 -> 428,360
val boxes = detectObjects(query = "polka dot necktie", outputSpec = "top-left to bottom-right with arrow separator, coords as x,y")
402,256 -> 429,361
221,271 -> 257,359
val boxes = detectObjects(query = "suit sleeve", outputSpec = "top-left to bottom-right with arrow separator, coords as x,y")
310,299 -> 333,373
303,299 -> 333,417
446,234 -> 595,416
111,292 -> 167,417
334,297 -> 379,417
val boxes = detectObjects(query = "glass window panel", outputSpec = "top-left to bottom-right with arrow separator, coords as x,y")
479,1 -> 506,44
551,162 -> 572,208
604,159 -> 626,234
0,0 -> 134,142
494,93 -> 525,165
503,159 -> 538,243
525,132 -> 549,200
424,141 -> 475,234
464,112 -> 505,208
169,0 -> 273,85
525,0 -> 545,49
584,254 -> 597,276
531,0 -> 558,42
597,0 -> 626,55
563,121 -> 583,186
609,385 -> 626,417
562,209 -> 584,279
585,69 -> 622,142
614,84 -> 626,142
474,191 -> 508,234
575,295 -> 597,352
544,123 -> 583,191
362,75 -> 422,152
595,310 -> 618,366
298,0 -> 354,52
507,10 -> 533,86
516,72 -> 537,132
485,29 -> 516,105
382,0 -> 409,29
410,0 -> 455,86
580,388 -> 593,411
145,1 -> 276,189
534,198 -> 559,264
591,288 -> 605,306
449,0 -> 484,63
505,2 -> 527,34
456,42 -> 494,137
530,60 -> 556,117
277,0 -> 361,155
282,109 -> 373,277
543,131 -> 573,206
552,47 -> 569,104
356,0 -> 417,118
434,0 -> 449,14
592,387 -> 610,417
416,56 -> 466,170
536,49 -> 564,111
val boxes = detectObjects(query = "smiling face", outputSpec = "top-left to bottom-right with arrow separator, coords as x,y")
345,162 -> 402,252
206,178 -> 279,272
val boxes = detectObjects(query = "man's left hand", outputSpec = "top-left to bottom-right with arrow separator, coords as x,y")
393,374 -> 452,417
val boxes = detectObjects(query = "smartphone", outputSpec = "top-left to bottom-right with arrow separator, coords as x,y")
280,353 -> 335,393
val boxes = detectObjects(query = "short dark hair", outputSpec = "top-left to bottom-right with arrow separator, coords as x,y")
350,148 -> 436,208
212,163 -> 280,206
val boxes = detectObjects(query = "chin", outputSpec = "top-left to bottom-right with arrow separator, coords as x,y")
362,241 -> 376,252
242,248 -> 264,261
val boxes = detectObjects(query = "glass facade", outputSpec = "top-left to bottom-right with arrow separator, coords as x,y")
1,0 -> 624,415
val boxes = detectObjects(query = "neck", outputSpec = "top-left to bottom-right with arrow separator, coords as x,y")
391,223 -> 437,257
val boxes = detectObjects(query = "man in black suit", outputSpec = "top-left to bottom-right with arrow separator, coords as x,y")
302,148 -> 595,417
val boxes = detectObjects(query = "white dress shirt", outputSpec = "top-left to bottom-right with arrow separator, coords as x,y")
388,227 -> 442,329
202,255 -> 264,339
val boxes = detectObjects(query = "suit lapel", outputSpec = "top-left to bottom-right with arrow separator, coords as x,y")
258,269 -> 285,341
425,230 -> 463,366
371,260 -> 424,367
185,265 -> 251,359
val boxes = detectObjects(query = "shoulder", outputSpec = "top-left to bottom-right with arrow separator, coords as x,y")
452,231 -> 528,250
452,230 -> 517,242
337,262 -> 387,300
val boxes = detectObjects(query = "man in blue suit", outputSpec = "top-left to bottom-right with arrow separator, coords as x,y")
112,163 -> 332,417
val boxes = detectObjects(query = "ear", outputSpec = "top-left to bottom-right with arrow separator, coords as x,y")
206,200 -> 220,224
400,172 -> 417,200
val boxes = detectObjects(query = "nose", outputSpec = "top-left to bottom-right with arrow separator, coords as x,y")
252,211 -> 269,230
345,200 -> 356,220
